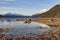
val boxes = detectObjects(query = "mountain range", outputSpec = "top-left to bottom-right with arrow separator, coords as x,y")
0,12 -> 36,18
0,4 -> 60,18
33,4 -> 60,18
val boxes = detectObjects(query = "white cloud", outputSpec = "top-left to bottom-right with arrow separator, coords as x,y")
0,7 -> 48,16
0,0 -> 16,3
38,9 -> 48,13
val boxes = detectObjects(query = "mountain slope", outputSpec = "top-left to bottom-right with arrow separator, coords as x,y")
35,5 -> 60,18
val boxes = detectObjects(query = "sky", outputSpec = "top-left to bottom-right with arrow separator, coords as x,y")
0,0 -> 60,16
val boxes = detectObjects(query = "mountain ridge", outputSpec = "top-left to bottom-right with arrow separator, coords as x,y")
33,4 -> 60,18
0,12 -> 36,18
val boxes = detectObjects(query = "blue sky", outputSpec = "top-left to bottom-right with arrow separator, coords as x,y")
0,0 -> 60,16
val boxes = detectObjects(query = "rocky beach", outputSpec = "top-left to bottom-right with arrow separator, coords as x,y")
0,25 -> 60,40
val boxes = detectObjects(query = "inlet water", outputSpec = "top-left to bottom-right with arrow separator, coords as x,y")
0,21 -> 50,36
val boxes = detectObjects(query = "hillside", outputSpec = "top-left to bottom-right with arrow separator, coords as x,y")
34,5 -> 60,18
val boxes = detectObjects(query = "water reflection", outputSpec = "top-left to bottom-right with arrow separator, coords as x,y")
0,21 -> 50,28
0,21 -> 50,36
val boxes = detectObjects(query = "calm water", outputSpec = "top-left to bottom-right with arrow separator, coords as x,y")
0,21 -> 50,35
5,28 -> 48,36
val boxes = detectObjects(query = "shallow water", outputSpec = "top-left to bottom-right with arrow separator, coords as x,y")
0,21 -> 50,36
5,28 -> 48,36
0,21 -> 50,28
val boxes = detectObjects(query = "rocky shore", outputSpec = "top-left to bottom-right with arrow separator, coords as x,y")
0,26 -> 60,40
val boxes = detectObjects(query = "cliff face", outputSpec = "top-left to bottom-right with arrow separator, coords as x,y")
35,5 -> 60,18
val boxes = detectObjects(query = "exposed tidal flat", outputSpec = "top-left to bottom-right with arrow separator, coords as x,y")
0,21 -> 59,40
